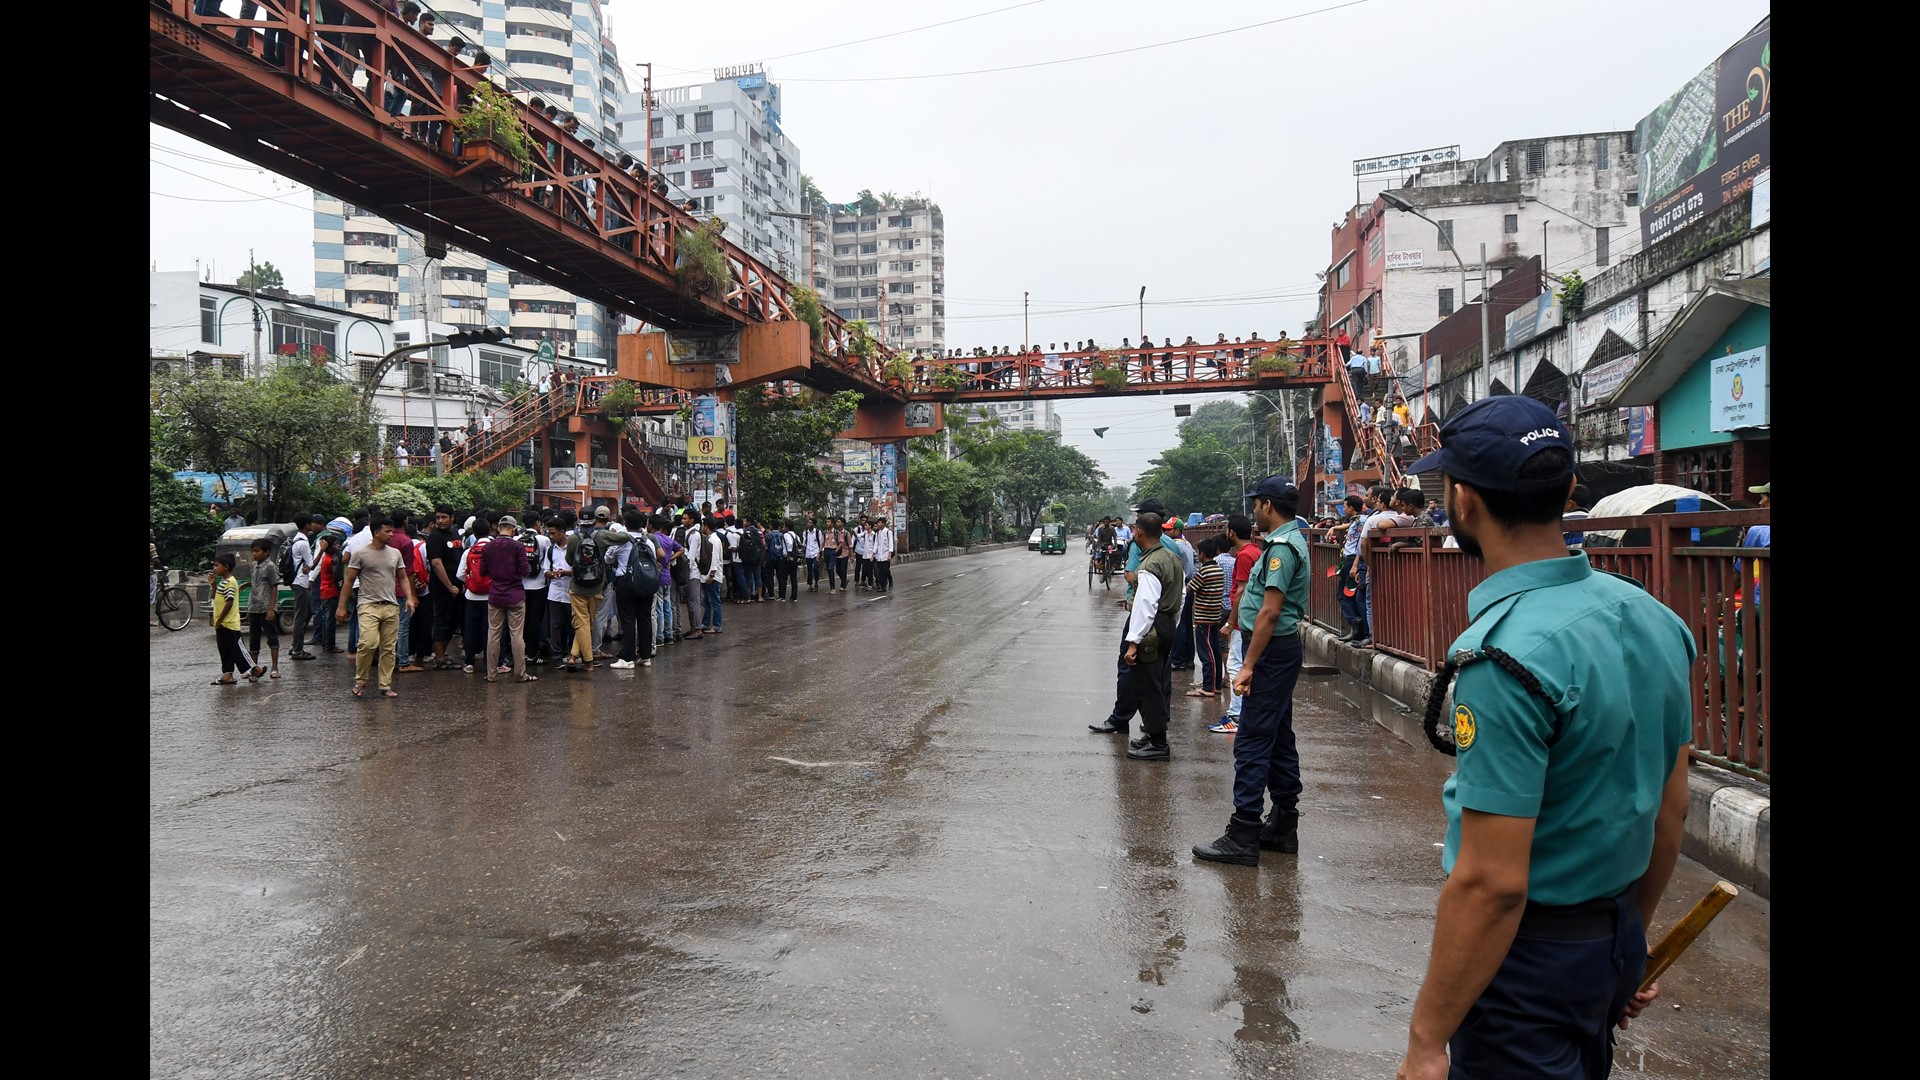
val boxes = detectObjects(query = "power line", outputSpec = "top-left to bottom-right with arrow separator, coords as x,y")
775,0 -> 1372,82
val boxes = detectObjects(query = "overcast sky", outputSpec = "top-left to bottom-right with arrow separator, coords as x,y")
150,0 -> 1764,488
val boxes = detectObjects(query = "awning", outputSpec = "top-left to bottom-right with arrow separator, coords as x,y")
1602,279 -> 1770,407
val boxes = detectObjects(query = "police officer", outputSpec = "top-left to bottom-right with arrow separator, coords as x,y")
1089,499 -> 1171,737
1395,397 -> 1694,1080
1192,475 -> 1309,866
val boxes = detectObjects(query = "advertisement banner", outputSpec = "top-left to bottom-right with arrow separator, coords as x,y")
1635,20 -> 1771,246
688,435 -> 728,466
1709,346 -> 1769,431
1503,292 -> 1562,350
691,395 -> 718,437
668,331 -> 742,365
879,443 -> 898,490
1627,406 -> 1658,456
842,449 -> 872,474
1578,353 -> 1641,407
1352,145 -> 1461,176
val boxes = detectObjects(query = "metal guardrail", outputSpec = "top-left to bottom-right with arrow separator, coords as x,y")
1306,509 -> 1769,783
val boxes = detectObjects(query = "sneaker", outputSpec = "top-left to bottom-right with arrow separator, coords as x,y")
641,658 -> 652,667
1209,719 -> 1239,734
462,664 -> 475,673
609,659 -> 635,670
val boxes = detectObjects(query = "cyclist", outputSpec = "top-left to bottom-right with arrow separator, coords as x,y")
150,530 -> 161,613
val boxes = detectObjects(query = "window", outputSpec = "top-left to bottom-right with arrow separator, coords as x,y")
479,352 -> 523,387
835,306 -> 855,318
270,310 -> 338,362
1595,227 -> 1611,267
834,287 -> 854,299
1436,220 -> 1454,251
1333,258 -> 1351,289
859,285 -> 878,297
890,239 -> 916,250
1626,191 -> 1640,207
834,244 -> 854,255
859,263 -> 877,276
889,261 -> 914,272
702,196 -> 714,213
694,111 -> 713,133
1504,213 -> 1519,234
889,283 -> 913,294
675,114 -> 685,132
888,215 -> 913,228
1595,136 -> 1610,169
832,222 -> 857,234
1526,143 -> 1546,175
441,266 -> 487,282
200,297 -> 216,343
860,219 -> 878,232
859,242 -> 877,254
859,307 -> 877,320
667,172 -> 683,186
1439,288 -> 1454,317
691,169 -> 714,189
834,266 -> 855,278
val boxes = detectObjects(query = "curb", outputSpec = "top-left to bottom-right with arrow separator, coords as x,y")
1302,623 -> 1770,899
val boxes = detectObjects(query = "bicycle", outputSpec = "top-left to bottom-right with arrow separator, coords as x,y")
153,570 -> 195,632
1087,544 -> 1119,591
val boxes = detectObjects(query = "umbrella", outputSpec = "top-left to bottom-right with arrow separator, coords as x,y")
1583,484 -> 1734,547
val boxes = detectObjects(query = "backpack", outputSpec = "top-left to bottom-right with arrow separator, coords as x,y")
463,537 -> 494,596
622,536 -> 663,596
764,528 -> 787,560
569,532 -> 604,587
323,529 -> 350,586
740,527 -> 764,563
668,529 -> 692,585
277,537 -> 299,586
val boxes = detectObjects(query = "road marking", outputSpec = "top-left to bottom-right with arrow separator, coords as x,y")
336,945 -> 367,970
770,756 -> 877,768
1021,600 -> 1030,606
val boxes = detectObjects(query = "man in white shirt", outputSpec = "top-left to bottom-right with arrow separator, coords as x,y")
722,520 -> 745,603
871,520 -> 895,593
1355,486 -> 1413,650
287,513 -> 319,660
698,516 -> 727,633
853,519 -> 870,589
542,517 -> 578,666
518,516 -> 553,666
1119,511 -> 1183,760
803,516 -> 824,593
673,509 -> 707,639
395,443 -> 410,469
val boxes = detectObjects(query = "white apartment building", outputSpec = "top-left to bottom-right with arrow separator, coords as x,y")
311,0 -> 630,363
618,69 -> 808,278
811,198 -> 947,354
1372,132 -> 1640,345
979,400 -> 1061,434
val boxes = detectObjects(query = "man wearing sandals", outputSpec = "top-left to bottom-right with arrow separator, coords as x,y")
337,517 -> 417,699
481,515 -> 537,683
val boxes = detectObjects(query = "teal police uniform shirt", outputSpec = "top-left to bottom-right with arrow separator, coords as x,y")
1238,519 -> 1309,636
1441,555 -> 1696,906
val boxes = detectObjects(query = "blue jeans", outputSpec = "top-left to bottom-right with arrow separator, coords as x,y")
703,581 -> 724,629
346,592 -> 360,651
313,596 -> 337,650
655,588 -> 675,644
397,600 -> 412,661
1232,634 -> 1303,820
1169,590 -> 1195,667
1337,555 -> 1366,626
1196,622 -> 1220,694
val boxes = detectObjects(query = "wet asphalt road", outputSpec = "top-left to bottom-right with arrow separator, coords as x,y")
150,548 -> 1770,1078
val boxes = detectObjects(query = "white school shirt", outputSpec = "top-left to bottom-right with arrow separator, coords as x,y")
872,527 -> 894,561
723,526 -> 743,563
804,528 -> 822,558
520,532 -> 552,593
290,533 -> 314,589
543,538 -> 573,602
783,530 -> 801,557
854,530 -> 869,557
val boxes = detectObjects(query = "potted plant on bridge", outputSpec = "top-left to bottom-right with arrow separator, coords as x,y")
1250,352 -> 1299,377
676,218 -> 730,294
882,354 -> 913,388
1089,353 -> 1128,392
789,285 -> 826,344
930,365 -> 968,398
454,80 -> 531,176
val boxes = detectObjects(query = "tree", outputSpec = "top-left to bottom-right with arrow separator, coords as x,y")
1131,400 -> 1253,519
996,431 -> 1105,529
235,261 -> 284,291
150,460 -> 223,570
800,173 -> 826,209
1062,485 -> 1131,528
151,364 -> 380,520
905,451 -> 987,546
855,189 -> 881,215
735,386 -> 862,521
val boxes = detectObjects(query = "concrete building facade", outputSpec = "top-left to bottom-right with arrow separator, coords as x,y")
619,71 -> 807,278
310,0 -> 630,364
811,199 -> 947,355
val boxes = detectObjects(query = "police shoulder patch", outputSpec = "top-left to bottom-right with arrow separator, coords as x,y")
1453,704 -> 1477,751
1267,556 -> 1282,572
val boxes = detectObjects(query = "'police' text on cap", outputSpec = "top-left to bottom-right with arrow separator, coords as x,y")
1407,397 -> 1574,495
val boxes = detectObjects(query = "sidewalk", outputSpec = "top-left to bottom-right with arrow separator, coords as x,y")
1303,624 -> 1771,898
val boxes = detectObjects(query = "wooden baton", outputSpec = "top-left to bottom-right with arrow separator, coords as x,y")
1639,881 -> 1738,992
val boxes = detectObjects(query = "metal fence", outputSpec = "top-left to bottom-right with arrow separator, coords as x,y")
1305,510 -> 1769,783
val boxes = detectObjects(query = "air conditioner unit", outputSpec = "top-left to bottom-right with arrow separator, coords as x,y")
151,360 -> 173,377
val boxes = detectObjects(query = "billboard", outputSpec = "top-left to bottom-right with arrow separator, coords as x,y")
1503,292 -> 1562,350
688,436 -> 728,466
1635,20 -> 1771,246
842,449 -> 872,473
668,331 -> 742,365
1352,145 -> 1460,176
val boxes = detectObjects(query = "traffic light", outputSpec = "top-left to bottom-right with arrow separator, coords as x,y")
444,327 -> 509,349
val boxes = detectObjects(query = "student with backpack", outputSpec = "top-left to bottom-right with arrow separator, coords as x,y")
562,511 -> 605,672
600,511 -> 662,669
672,509 -> 707,640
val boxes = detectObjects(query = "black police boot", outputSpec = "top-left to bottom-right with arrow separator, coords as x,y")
1260,810 -> 1300,854
1088,719 -> 1128,735
1335,621 -> 1357,643
1126,737 -> 1170,761
1192,814 -> 1262,866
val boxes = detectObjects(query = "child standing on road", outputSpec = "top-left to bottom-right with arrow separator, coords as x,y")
210,553 -> 248,686
246,539 -> 282,680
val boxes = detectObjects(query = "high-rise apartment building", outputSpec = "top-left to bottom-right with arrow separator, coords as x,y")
311,0 -> 630,361
617,68 -> 808,280
810,199 -> 946,354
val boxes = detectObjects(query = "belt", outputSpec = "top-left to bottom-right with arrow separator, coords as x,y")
1517,896 -> 1616,940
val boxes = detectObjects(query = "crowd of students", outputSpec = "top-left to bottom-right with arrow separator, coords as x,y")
203,501 -> 903,697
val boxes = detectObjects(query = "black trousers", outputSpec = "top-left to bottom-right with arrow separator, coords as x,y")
430,584 -> 459,643
613,580 -> 655,662
1105,619 -> 1173,734
217,626 -> 250,674
290,584 -> 312,654
248,610 -> 279,660
873,558 -> 892,592
775,558 -> 797,600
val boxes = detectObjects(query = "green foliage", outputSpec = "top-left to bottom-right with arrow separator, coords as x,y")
676,218 -> 731,294
855,190 -> 881,215
370,479 -> 435,521
1062,485 -> 1132,528
1090,364 -> 1128,391
1251,352 -> 1298,376
277,473 -> 354,521
905,451 -> 989,543
846,319 -> 879,359
789,285 -> 826,343
234,261 -> 284,291
150,460 -> 223,570
1556,269 -> 1586,313
455,78 -> 532,169
1044,502 -> 1068,522
800,173 -> 826,208
735,386 -> 862,521
150,363 -> 379,521
931,365 -> 968,391
1131,400 -> 1252,518
882,354 -> 914,384
597,379 -> 639,417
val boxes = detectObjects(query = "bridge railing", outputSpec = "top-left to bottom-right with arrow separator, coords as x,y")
902,339 -> 1337,396
159,0 -> 900,391
1307,509 -> 1770,783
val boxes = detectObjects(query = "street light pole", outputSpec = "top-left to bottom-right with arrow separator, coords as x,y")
1138,285 -> 1146,346
1023,291 -> 1030,353
1380,190 -> 1488,398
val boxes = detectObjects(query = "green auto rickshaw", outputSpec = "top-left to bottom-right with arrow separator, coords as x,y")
1040,522 -> 1067,554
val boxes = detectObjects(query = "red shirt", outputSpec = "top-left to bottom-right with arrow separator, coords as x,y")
1230,541 -> 1259,607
